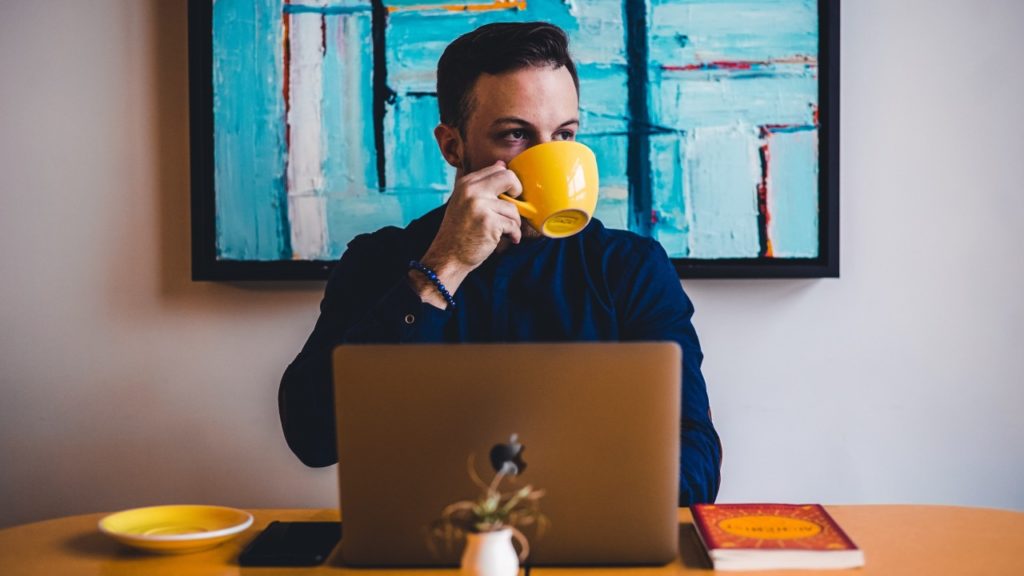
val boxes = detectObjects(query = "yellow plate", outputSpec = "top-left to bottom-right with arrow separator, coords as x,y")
98,505 -> 254,554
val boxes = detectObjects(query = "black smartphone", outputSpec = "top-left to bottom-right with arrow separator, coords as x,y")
237,521 -> 342,566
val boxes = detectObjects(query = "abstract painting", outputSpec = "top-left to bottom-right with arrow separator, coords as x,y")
189,0 -> 838,280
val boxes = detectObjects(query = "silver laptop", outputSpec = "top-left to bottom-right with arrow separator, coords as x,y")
332,342 -> 681,566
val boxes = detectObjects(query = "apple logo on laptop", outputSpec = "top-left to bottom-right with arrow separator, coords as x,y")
489,434 -> 527,476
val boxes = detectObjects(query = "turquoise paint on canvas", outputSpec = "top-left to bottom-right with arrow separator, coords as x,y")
648,133 -> 689,256
212,0 -> 289,260
211,0 -> 821,262
647,0 -> 819,258
318,8 -> 385,256
768,129 -> 818,257
683,127 -> 762,258
649,0 -> 817,64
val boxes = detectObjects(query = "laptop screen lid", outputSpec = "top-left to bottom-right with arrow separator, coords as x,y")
332,342 -> 681,566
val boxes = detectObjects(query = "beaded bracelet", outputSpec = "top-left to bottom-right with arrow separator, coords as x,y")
408,260 -> 457,309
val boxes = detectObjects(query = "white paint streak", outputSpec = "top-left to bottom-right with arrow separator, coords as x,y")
287,10 -> 327,258
570,0 -> 628,65
288,194 -> 328,259
684,125 -> 762,257
602,185 -> 628,201
343,17 -> 366,196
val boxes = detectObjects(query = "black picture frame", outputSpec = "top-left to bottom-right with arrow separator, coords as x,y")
189,0 -> 839,281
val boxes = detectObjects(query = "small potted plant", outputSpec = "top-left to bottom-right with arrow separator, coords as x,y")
431,451 -> 546,576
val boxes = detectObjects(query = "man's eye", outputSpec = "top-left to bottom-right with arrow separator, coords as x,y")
504,130 -> 526,141
555,130 -> 576,141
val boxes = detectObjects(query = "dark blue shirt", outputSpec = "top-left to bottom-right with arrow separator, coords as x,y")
280,205 -> 722,505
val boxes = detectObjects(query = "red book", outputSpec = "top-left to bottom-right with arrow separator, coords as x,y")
690,504 -> 865,571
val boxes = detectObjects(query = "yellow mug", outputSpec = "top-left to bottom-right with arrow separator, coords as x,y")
502,141 -> 600,238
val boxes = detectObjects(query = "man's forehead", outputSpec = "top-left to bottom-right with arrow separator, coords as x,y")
489,116 -> 579,128
467,66 -> 579,128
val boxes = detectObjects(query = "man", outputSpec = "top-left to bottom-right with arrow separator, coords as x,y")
279,22 -> 722,505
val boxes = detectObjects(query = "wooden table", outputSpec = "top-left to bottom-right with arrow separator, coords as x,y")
1,506 -> 1022,575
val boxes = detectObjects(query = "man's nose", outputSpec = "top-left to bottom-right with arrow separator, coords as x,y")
531,134 -> 554,147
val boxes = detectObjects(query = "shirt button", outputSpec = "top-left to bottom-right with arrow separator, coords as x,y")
404,314 -> 416,325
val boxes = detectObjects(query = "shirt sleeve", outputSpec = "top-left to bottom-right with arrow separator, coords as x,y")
616,239 -> 723,505
278,235 -> 452,467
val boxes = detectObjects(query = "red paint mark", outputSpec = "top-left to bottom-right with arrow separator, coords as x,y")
282,12 -> 291,152
651,209 -> 659,225
812,104 -> 819,127
763,123 -> 802,132
661,56 -> 817,73
387,0 -> 527,13
662,61 -> 754,72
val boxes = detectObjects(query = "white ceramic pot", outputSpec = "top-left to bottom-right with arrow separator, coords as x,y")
460,528 -> 519,576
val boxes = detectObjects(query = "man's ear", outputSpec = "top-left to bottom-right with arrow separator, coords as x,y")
434,123 -> 464,169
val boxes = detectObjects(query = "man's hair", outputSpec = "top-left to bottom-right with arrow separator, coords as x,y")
436,22 -> 580,133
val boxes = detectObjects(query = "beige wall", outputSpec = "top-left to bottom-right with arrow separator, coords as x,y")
0,0 -> 337,527
2,0 -> 1022,529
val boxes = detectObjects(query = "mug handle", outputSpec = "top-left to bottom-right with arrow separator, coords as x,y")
498,194 -> 538,218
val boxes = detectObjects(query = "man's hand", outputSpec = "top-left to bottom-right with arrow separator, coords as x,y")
409,162 -> 523,308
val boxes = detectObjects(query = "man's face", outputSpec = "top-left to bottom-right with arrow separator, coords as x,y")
449,65 -> 580,174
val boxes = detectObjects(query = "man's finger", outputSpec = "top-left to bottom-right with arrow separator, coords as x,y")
499,215 -> 523,244
460,161 -> 508,186
492,197 -> 522,225
477,168 -> 523,199
503,168 -> 523,199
